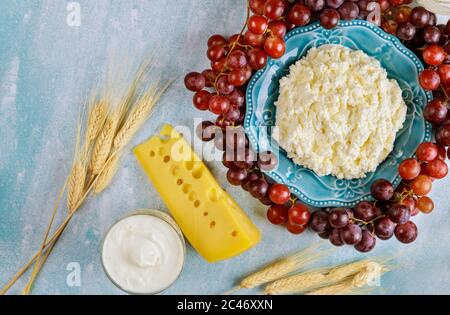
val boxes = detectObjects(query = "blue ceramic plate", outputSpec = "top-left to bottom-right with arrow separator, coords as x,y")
245,20 -> 432,208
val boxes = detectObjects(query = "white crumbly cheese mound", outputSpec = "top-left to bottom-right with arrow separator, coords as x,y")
273,44 -> 407,179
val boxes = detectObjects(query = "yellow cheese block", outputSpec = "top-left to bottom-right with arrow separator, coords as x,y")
133,124 -> 261,263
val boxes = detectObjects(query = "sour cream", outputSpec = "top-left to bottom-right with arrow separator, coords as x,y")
102,211 -> 185,294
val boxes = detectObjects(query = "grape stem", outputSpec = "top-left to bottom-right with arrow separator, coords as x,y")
212,1 -> 251,93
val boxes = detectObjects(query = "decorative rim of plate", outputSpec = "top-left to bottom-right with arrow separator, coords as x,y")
245,19 -> 433,207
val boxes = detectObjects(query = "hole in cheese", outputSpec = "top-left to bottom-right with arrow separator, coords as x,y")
171,166 -> 180,176
192,167 -> 203,179
210,221 -> 216,228
185,161 -> 194,171
163,156 -> 170,163
231,231 -> 239,237
203,212 -> 208,216
177,179 -> 183,186
208,189 -> 221,202
182,184 -> 191,194
149,150 -> 155,157
194,200 -> 201,208
188,192 -> 197,201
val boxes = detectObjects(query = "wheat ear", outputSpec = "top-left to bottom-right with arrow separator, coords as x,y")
89,112 -> 117,175
67,160 -> 87,213
85,100 -> 107,145
93,155 -> 119,194
225,244 -> 325,294
264,259 -> 383,295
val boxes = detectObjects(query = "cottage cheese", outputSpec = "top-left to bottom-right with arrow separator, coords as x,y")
273,44 -> 407,179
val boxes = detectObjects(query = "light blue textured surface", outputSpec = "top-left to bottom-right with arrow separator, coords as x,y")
245,20 -> 432,208
1,0 -> 450,295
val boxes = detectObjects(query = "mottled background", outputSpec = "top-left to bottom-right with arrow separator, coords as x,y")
1,0 -> 450,295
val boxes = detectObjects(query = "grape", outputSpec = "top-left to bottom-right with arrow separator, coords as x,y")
397,22 -> 416,40
211,59 -> 227,73
287,220 -> 308,234
267,204 -> 289,225
248,48 -> 268,70
214,130 -> 226,151
241,64 -> 253,82
438,64 -> 450,85
423,26 -> 441,44
416,142 -> 438,162
268,183 -> 291,205
427,12 -> 437,26
228,33 -> 245,46
184,72 -> 206,92
320,9 -> 340,30
269,20 -> 287,38
209,95 -> 230,115
216,76 -> 235,95
395,5 -> 412,24
249,179 -> 269,199
228,68 -> 248,87
328,208 -> 350,229
423,45 -> 446,66
327,0 -> 345,9
382,20 -> 398,35
260,195 -> 273,206
235,149 -> 256,170
340,223 -> 363,245
227,167 -> 248,186
193,90 -> 212,111
228,89 -> 245,108
264,0 -> 286,20
250,0 -> 266,15
339,2 -> 359,20
387,204 -> 411,224
318,228 -> 332,239
196,121 -> 216,142
354,201 -> 377,221
288,204 -> 311,225
395,221 -> 418,244
248,15 -> 269,35
228,50 -> 248,70
202,69 -> 216,87
215,116 -> 232,129
310,211 -> 330,233
417,196 -> 434,214
355,230 -> 376,253
358,0 -> 369,10
424,99 -> 448,124
376,0 -> 390,11
288,4 -> 311,27
258,151 -> 278,171
264,36 -> 286,59
436,124 -> 450,146
221,105 -> 239,123
242,171 -> 263,191
419,69 -> 440,91
371,179 -> 394,201
329,228 -> 344,246
207,44 -> 226,62
244,30 -> 266,47
398,158 -> 421,180
374,217 -> 395,240
400,197 -> 418,216
305,0 -> 325,12
410,6 -> 430,28
208,34 -> 227,47
426,159 -> 448,179
225,128 -> 247,150
410,175 -> 433,196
